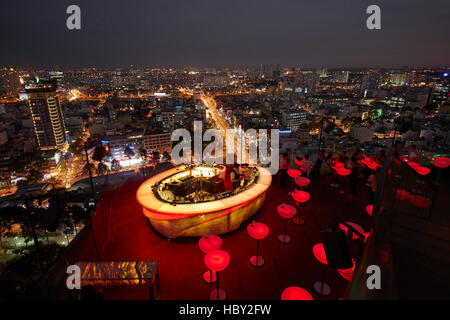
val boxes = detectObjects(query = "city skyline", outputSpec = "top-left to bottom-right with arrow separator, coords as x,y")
1,0 -> 449,69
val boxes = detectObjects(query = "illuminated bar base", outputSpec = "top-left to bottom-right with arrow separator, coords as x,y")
137,165 -> 272,239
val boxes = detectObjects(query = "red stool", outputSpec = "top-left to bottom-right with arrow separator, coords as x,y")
287,168 -> 302,179
281,286 -> 314,300
247,221 -> 269,267
288,169 -> 302,190
199,234 -> 222,283
277,204 -> 297,243
433,156 -> 449,169
312,243 -> 332,296
290,190 -> 310,225
204,249 -> 230,300
294,176 -> 310,190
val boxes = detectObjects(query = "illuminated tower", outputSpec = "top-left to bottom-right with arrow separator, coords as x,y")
26,80 -> 68,151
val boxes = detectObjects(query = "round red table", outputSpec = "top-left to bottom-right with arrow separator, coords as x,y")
276,203 -> 297,243
204,250 -> 230,300
312,243 -> 332,296
290,190 -> 310,225
281,286 -> 314,300
336,167 -> 351,176
287,169 -> 302,178
247,222 -> 269,267
414,166 -> 430,175
433,156 -> 450,168
199,234 -> 223,283
294,176 -> 311,189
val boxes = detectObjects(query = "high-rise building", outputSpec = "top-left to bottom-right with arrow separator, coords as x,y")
26,80 -> 68,151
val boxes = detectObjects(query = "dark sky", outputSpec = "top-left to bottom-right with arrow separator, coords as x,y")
0,0 -> 449,69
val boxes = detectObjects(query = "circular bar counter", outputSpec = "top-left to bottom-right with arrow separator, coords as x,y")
136,165 -> 272,239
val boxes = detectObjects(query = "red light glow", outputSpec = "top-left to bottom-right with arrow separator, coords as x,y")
312,243 -> 327,265
247,222 -> 269,240
276,204 -> 297,218
199,235 -> 223,253
281,286 -> 314,300
204,250 -> 230,272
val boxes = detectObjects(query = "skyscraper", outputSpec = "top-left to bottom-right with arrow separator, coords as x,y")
26,80 -> 68,151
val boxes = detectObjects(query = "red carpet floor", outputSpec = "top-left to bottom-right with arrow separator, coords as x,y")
65,172 -> 372,300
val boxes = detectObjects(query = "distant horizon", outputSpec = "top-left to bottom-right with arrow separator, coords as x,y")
2,64 -> 449,71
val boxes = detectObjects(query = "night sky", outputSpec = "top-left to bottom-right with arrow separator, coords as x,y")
0,0 -> 449,69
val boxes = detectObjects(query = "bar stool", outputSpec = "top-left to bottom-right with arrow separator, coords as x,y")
287,168 -> 302,190
204,249 -> 230,300
290,190 -> 310,225
276,203 -> 297,243
294,176 -> 310,190
312,243 -> 332,296
247,221 -> 269,267
281,286 -> 314,300
199,234 -> 222,283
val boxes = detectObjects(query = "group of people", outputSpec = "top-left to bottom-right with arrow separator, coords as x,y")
279,149 -> 314,187
279,147 -> 388,204
224,163 -> 253,191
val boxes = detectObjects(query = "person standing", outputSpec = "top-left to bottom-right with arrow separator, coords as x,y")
313,150 -> 326,178
299,154 -> 314,178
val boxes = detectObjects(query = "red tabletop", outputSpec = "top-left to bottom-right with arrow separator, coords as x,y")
204,250 -> 230,272
287,169 -> 302,178
433,158 -> 449,168
294,176 -> 311,187
199,234 -> 223,253
290,190 -> 310,203
336,167 -> 351,176
339,222 -> 365,240
276,204 -> 297,219
312,243 -> 327,265
247,222 -> 269,240
281,286 -> 314,300
414,166 -> 430,175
